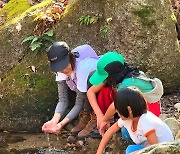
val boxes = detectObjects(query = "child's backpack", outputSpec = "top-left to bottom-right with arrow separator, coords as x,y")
138,71 -> 164,103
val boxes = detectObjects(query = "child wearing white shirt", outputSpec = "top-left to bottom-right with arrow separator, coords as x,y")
96,87 -> 174,154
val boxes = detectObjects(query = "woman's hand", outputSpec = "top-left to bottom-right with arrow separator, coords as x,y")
42,113 -> 62,134
42,120 -> 58,133
42,121 -> 63,134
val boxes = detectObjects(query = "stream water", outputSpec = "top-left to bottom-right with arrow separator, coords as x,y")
0,132 -> 70,154
0,131 -> 100,154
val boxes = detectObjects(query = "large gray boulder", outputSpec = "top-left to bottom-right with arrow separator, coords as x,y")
55,0 -> 180,92
1,0 -> 180,91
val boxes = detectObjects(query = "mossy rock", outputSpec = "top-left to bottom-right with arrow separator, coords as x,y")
0,0 -> 52,78
0,0 -> 31,23
0,52 -> 57,132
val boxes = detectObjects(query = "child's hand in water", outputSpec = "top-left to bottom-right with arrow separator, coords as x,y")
99,121 -> 110,136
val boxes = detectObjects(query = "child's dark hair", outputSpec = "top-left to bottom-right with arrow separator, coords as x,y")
114,87 -> 147,118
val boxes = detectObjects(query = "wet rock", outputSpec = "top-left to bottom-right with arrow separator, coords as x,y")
67,135 -> 76,144
76,140 -> 84,148
65,142 -> 77,150
10,148 -> 38,154
4,134 -> 26,143
164,118 -> 180,137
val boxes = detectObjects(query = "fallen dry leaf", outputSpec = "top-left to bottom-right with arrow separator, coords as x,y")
16,23 -> 22,32
31,66 -> 37,73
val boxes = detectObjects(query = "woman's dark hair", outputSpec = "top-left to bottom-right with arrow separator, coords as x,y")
114,87 -> 147,118
69,52 -> 76,71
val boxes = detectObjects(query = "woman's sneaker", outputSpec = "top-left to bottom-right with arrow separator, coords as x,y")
77,112 -> 100,139
71,110 -> 90,135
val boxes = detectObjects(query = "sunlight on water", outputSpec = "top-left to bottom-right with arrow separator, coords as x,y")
46,133 -> 51,148
38,148 -> 69,154
37,133 -> 69,154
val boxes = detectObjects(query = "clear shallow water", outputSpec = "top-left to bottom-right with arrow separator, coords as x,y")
10,148 -> 69,154
0,131 -> 100,154
0,132 -> 71,154
38,148 -> 69,154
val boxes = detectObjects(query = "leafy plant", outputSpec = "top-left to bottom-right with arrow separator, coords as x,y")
78,15 -> 91,25
78,15 -> 98,26
99,17 -> 112,38
99,24 -> 110,38
22,29 -> 55,52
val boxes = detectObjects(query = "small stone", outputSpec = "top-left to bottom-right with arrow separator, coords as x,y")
67,135 -> 76,144
68,24 -> 73,28
76,140 -> 84,148
174,103 -> 180,112
78,140 -> 84,146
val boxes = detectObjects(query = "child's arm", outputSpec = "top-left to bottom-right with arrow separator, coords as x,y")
99,103 -> 116,135
87,83 -> 105,126
103,102 -> 116,121
128,132 -> 158,154
96,122 -> 120,154
130,132 -> 158,154
146,130 -> 158,145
